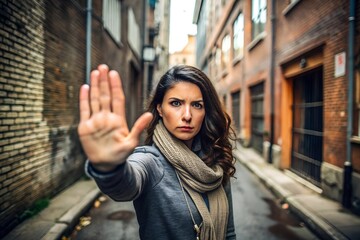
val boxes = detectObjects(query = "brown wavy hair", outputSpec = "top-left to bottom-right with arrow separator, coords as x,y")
145,65 -> 236,184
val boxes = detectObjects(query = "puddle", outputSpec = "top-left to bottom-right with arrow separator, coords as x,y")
261,197 -> 317,239
262,197 -> 301,227
107,210 -> 135,222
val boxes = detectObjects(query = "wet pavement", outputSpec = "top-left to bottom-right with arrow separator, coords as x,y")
68,161 -> 319,240
232,162 -> 319,239
68,197 -> 139,240
5,145 -> 359,239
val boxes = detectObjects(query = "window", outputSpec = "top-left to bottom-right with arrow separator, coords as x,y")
103,0 -> 121,43
233,13 -> 244,59
251,0 -> 267,40
221,34 -> 231,69
250,82 -> 264,153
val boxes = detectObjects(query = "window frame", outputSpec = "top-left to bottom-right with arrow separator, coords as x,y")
233,12 -> 244,60
221,34 -> 231,69
251,0 -> 267,40
103,0 -> 121,44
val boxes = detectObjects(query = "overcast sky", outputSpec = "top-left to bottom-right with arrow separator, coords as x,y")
169,0 -> 197,53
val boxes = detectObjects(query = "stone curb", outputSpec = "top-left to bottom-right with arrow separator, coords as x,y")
286,196 -> 347,240
40,188 -> 101,240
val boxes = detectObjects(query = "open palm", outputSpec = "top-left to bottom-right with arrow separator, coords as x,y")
78,65 -> 153,172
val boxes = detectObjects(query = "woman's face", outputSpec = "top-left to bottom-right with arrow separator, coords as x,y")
157,81 -> 205,148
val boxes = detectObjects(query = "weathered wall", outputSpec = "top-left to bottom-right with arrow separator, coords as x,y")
0,0 -> 85,236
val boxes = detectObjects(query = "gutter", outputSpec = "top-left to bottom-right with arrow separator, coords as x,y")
268,0 -> 276,163
85,0 -> 92,85
342,0 -> 356,208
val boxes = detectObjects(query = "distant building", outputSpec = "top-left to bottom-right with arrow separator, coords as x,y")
169,35 -> 196,67
194,0 -> 360,210
151,0 -> 171,92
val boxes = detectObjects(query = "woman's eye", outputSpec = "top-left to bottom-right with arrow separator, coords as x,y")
170,101 -> 181,107
193,102 -> 203,109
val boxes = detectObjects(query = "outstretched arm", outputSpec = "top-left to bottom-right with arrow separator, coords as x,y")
78,64 -> 153,172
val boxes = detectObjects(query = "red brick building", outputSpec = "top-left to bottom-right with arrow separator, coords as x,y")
0,0 -> 153,236
194,0 -> 360,211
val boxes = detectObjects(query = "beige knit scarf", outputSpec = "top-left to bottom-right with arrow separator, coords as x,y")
153,121 -> 229,240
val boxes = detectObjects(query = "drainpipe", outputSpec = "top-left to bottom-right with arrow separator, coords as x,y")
342,0 -> 356,208
85,0 -> 92,85
268,0 -> 276,164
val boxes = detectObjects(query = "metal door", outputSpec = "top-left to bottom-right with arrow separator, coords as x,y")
250,82 -> 264,153
291,68 -> 323,186
232,91 -> 241,132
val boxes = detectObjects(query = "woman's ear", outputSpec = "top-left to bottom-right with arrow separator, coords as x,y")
157,104 -> 163,117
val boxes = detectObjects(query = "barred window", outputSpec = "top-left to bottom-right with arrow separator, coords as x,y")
231,91 -> 241,131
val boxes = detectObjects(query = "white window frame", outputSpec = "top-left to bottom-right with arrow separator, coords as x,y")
233,12 -> 244,59
103,0 -> 121,43
221,34 -> 231,69
251,0 -> 267,40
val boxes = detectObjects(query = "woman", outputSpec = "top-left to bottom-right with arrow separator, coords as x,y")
78,64 -> 236,240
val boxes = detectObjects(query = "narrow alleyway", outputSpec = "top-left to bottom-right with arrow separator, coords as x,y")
68,161 -> 319,240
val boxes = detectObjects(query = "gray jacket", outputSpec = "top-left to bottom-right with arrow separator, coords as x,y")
86,145 -> 236,240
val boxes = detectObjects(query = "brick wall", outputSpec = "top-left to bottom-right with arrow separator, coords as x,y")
0,0 -> 148,236
276,0 -> 350,169
0,0 -> 87,236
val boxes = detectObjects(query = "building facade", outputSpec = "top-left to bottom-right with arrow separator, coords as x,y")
152,0 -> 171,92
194,0 -> 360,211
169,34 -> 196,67
0,0 -> 152,236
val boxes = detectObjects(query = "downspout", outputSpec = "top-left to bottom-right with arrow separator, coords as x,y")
268,0 -> 276,163
85,0 -> 92,85
342,0 -> 356,208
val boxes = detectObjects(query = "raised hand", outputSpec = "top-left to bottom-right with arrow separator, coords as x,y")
78,64 -> 153,172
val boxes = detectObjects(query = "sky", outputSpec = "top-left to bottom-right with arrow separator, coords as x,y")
169,0 -> 197,53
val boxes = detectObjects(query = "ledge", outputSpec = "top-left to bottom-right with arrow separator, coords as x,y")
351,136 -> 360,144
247,31 -> 267,51
232,55 -> 243,66
283,0 -> 302,16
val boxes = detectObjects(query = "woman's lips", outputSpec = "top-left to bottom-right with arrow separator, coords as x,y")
178,126 -> 193,132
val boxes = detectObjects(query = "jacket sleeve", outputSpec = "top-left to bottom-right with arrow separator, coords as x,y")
85,147 -> 164,201
225,181 -> 236,240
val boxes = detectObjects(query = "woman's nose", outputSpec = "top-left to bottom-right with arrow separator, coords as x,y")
182,106 -> 192,121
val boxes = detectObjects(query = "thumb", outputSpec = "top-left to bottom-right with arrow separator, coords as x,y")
129,112 -> 153,140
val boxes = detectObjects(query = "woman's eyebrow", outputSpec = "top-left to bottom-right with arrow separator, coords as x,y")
168,97 -> 183,101
167,97 -> 204,102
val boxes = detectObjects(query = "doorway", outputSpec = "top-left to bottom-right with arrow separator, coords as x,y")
250,82 -> 264,154
291,68 -> 323,186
